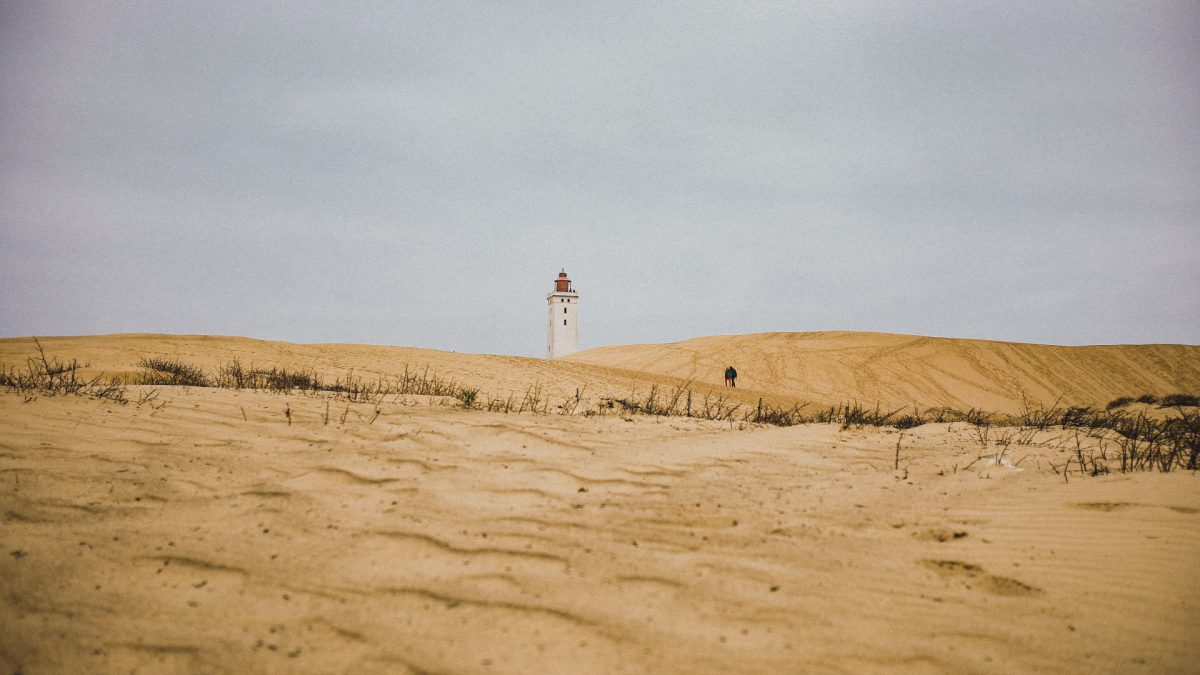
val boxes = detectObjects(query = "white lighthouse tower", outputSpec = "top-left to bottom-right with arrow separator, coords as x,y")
547,269 -> 579,358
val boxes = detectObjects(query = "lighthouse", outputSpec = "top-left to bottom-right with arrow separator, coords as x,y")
547,269 -> 579,358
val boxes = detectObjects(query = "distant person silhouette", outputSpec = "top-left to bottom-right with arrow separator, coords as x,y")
724,366 -> 737,388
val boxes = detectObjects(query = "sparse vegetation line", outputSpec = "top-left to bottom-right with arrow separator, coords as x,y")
0,337 -> 126,402
3,342 -> 1196,475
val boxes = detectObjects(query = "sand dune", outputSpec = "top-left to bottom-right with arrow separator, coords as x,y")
0,333 -> 766,412
570,331 -> 1200,413
2,333 -> 1198,673
7,331 -> 1197,415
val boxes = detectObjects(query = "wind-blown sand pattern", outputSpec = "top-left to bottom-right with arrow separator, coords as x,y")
1,334 -> 1198,673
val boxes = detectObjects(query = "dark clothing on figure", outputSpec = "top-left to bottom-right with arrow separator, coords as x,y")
724,367 -> 738,387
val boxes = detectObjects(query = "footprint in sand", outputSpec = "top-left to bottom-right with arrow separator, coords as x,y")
920,559 -> 1042,597
913,529 -> 968,543
1073,502 -> 1136,512
1074,502 -> 1199,515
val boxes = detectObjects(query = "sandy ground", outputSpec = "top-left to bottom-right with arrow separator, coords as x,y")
2,334 -> 1198,673
2,382 -> 1198,674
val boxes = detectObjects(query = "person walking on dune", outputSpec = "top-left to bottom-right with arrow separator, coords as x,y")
724,365 -> 737,388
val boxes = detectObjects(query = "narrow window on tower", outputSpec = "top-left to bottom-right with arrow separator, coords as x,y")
564,307 -> 567,314
564,319 -> 567,326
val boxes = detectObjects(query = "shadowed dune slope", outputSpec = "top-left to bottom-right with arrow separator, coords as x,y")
569,332 -> 1200,414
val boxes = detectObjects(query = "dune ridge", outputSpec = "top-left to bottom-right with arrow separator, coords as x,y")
0,333 -> 753,411
4,331 -> 1198,415
569,331 -> 1200,413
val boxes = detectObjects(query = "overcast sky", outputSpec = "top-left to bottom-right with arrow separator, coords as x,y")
2,1 -> 1197,356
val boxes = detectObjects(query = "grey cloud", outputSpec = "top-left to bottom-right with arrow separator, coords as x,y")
2,1 -> 1197,353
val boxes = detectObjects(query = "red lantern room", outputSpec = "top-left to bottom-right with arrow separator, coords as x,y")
555,269 -> 572,293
